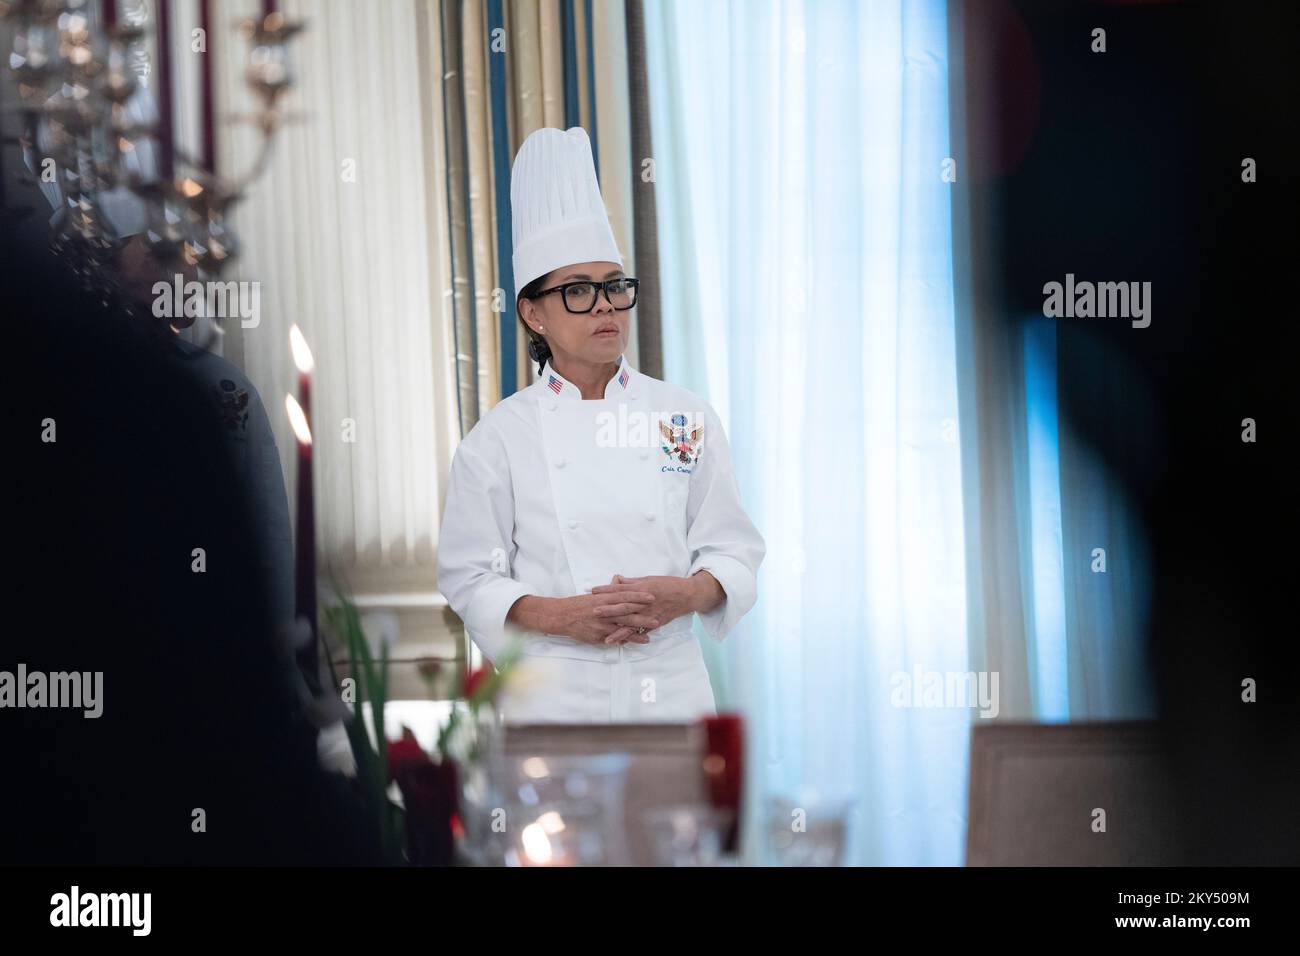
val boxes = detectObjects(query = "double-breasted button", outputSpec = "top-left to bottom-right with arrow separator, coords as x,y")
555,458 -> 566,469
645,512 -> 657,522
547,401 -> 558,412
639,449 -> 649,460
567,518 -> 578,530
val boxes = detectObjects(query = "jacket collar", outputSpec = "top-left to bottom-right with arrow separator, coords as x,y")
540,354 -> 634,401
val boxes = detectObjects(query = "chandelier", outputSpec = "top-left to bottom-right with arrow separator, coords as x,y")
1,0 -> 303,320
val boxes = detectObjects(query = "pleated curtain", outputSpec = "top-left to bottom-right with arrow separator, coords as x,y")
221,0 -> 453,610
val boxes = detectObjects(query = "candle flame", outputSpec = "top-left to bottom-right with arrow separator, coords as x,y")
520,823 -> 553,864
285,394 -> 312,445
521,757 -> 550,779
289,324 -> 315,373
537,811 -> 566,834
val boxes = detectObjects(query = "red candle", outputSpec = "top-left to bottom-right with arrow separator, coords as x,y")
294,425 -> 315,632
288,327 -> 316,636
154,0 -> 175,180
101,0 -> 117,31
198,0 -> 216,172
285,393 -> 315,634
701,713 -> 745,854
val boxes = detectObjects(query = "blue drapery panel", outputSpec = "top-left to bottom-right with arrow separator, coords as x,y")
486,0 -> 517,396
1051,325 -> 1156,721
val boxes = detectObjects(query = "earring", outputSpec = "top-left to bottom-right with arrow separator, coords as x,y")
538,325 -> 545,331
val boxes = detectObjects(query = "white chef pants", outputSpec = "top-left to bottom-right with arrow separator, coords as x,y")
498,637 -> 717,724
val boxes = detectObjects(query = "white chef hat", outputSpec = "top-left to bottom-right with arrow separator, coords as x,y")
510,126 -> 623,301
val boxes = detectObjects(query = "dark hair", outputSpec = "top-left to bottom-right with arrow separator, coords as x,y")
517,272 -> 552,377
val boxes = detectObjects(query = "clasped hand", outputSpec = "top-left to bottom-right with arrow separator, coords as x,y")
555,574 -> 702,645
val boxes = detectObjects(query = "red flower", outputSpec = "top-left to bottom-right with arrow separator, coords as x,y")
388,730 -> 461,865
396,760 -> 461,867
463,666 -> 491,700
387,727 -> 432,784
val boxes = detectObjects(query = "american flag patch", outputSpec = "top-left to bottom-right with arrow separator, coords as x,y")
547,375 -> 563,394
618,368 -> 629,389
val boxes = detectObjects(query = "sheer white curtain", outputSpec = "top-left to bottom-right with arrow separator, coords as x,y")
647,0 -> 971,865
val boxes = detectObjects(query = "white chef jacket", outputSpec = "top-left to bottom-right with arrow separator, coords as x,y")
436,355 -> 765,722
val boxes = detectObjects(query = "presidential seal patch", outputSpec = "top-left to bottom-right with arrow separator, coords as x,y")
659,413 -> 704,467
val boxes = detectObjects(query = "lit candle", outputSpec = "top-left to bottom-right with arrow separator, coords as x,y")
285,393 -> 316,649
198,0 -> 215,172
289,324 -> 313,431
288,326 -> 316,647
154,0 -> 175,180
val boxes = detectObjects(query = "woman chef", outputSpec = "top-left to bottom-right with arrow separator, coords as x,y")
436,127 -> 765,724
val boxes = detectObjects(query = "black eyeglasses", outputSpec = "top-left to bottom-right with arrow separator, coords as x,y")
528,277 -> 639,313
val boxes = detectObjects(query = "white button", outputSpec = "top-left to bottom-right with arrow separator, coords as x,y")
555,458 -> 566,469
606,649 -> 618,662
629,394 -> 639,402
639,449 -> 649,460
568,519 -> 578,530
645,512 -> 656,522
548,401 -> 558,412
